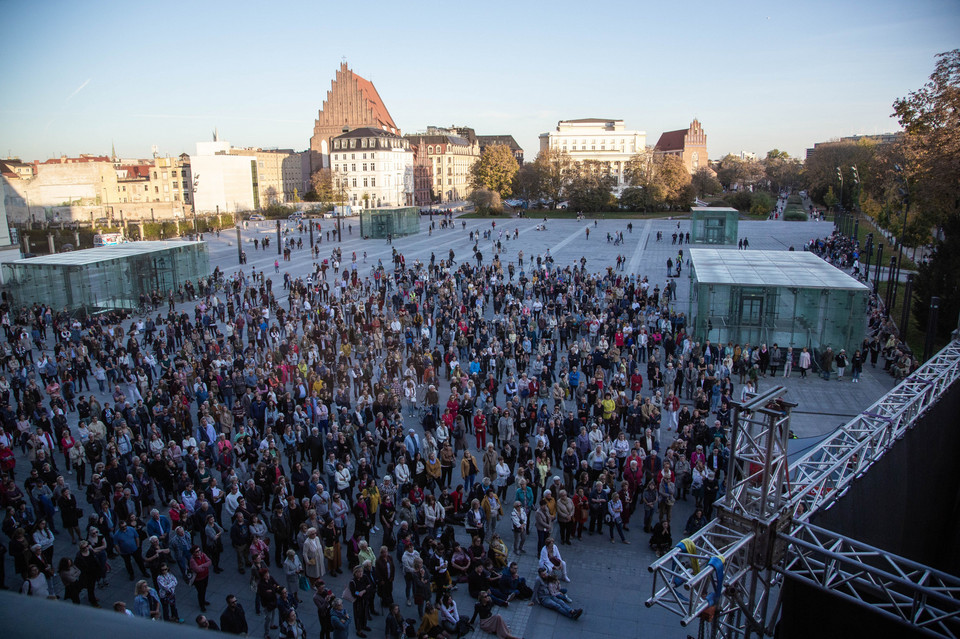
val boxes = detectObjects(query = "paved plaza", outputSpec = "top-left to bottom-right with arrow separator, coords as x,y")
13,213 -> 898,639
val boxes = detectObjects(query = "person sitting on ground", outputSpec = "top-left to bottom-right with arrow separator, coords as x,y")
529,567 -> 583,619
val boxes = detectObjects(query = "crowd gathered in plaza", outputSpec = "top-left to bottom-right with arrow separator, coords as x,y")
0,216 -> 912,639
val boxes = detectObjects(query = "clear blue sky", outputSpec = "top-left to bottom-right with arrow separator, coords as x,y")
1,0 -> 957,163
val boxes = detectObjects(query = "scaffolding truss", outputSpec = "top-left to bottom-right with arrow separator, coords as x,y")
646,340 -> 960,639
780,522 -> 960,638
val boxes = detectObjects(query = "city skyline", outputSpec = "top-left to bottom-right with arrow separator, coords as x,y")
1,0 -> 957,163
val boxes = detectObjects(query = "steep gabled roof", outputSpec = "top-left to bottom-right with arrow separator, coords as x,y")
353,73 -> 397,132
655,129 -> 687,152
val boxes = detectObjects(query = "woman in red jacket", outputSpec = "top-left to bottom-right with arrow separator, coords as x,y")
189,545 -> 213,611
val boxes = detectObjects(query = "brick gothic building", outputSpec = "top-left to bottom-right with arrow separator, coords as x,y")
654,119 -> 708,174
309,63 -> 399,173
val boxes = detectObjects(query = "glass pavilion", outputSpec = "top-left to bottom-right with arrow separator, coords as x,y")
688,248 -> 869,353
691,207 -> 739,245
2,240 -> 208,314
359,207 -> 420,239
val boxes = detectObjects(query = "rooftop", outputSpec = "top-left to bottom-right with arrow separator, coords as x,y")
689,248 -> 870,290
9,241 -> 205,267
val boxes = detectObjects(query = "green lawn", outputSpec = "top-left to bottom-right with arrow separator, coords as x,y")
848,216 -> 918,271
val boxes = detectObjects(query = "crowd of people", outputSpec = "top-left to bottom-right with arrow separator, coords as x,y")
0,217 -> 897,639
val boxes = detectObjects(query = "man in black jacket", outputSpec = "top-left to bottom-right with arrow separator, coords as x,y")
219,594 -> 248,634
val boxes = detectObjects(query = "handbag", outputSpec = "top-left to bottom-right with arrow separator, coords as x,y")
323,546 -> 335,560
186,569 -> 196,586
299,574 -> 312,592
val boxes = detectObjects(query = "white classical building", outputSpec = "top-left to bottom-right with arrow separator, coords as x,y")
331,127 -> 414,208
538,118 -> 646,191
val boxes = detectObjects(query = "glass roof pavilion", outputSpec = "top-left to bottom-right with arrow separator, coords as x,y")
688,248 -> 870,357
2,240 -> 208,314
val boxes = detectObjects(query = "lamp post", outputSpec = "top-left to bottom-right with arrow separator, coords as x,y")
276,219 -> 281,255
874,243 -> 884,294
891,165 -> 910,312
900,273 -> 914,343
884,256 -> 896,313
836,166 -> 844,233
192,174 -> 200,235
850,165 -> 860,242
923,297 -> 940,361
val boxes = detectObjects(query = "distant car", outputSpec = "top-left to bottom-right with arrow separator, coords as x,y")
59,244 -> 75,252
94,217 -> 110,226
288,212 -> 304,220
249,214 -> 265,221
556,201 -> 569,209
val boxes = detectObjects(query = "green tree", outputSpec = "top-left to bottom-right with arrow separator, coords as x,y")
470,144 -> 519,198
691,167 -> 722,198
513,163 -> 542,204
822,186 -> 838,209
310,169 -> 337,203
716,154 -> 764,190
566,160 -> 615,212
803,140 -> 877,209
532,148 -> 573,207
468,188 -> 502,214
893,50 -> 960,345
656,155 -> 694,209
749,192 -> 775,216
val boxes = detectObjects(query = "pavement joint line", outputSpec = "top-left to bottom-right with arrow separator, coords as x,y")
627,219 -> 654,274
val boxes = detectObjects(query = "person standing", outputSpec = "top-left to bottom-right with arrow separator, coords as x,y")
157,563 -> 184,622
534,499 -> 553,555
220,594 -> 250,635
189,545 -> 213,612
510,501 -> 527,554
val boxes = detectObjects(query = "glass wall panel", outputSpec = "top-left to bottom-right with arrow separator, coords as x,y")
360,207 -> 420,239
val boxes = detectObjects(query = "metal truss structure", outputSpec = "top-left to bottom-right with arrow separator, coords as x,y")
780,522 -> 960,637
646,340 -> 960,639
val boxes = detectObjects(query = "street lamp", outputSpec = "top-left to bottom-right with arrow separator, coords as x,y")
192,174 -> 200,235
891,165 -> 910,311
836,166 -> 844,234
850,165 -> 860,241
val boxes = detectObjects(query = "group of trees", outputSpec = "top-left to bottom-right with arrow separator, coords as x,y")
892,50 -> 960,343
802,50 -> 958,344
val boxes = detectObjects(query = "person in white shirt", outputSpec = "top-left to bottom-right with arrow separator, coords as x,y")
510,501 -> 527,554
538,537 -> 569,582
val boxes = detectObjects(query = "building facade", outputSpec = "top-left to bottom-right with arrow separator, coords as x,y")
477,135 -> 524,165
309,63 -> 400,173
227,148 -> 306,205
654,119 -> 708,174
405,126 -> 480,203
538,119 -> 645,190
330,127 -> 413,208
1,154 -> 193,223
189,140 -> 258,214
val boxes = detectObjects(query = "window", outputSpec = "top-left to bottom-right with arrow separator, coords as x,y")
361,139 -> 367,148
352,178 -> 357,187
370,163 -> 375,171
155,186 -> 159,193
427,145 -> 433,154
349,139 -> 356,149
152,172 -> 157,179
362,164 -> 367,171
363,178 -> 368,187
351,164 -> 356,171
370,178 -> 375,187
173,181 -> 178,188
